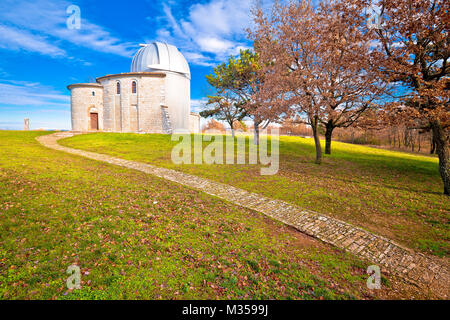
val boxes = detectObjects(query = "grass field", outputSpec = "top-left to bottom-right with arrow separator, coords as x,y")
59,132 -> 450,258
2,130 -> 433,300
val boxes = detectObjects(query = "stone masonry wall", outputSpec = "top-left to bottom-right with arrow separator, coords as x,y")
69,85 -> 104,131
98,74 -> 166,133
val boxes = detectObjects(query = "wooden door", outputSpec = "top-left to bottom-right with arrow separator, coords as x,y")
90,113 -> 98,130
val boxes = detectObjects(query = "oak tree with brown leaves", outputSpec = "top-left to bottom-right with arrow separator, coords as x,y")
202,119 -> 226,133
250,0 -> 383,164
250,0 -> 325,163
367,0 -> 449,195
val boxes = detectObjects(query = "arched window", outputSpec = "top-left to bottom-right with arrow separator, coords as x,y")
116,82 -> 121,94
132,81 -> 137,94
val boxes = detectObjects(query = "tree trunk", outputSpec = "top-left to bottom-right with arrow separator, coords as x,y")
253,122 -> 260,145
430,134 -> 436,154
230,123 -> 235,138
311,116 -> 322,164
431,120 -> 449,195
324,121 -> 334,155
418,133 -> 421,152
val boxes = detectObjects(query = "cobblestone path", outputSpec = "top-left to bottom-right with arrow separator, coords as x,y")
37,132 -> 449,298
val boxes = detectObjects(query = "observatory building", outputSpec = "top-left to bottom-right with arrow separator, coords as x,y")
67,42 -> 200,133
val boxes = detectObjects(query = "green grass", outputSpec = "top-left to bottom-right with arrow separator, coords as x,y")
0,130 -> 421,300
59,132 -> 450,257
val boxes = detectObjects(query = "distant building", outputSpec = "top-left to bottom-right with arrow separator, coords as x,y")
67,42 -> 200,133
24,118 -> 29,131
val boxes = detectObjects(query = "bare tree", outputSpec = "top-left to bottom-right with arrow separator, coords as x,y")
200,93 -> 246,138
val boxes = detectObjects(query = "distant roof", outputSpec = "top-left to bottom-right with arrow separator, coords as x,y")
96,72 -> 166,82
130,42 -> 190,79
67,83 -> 103,90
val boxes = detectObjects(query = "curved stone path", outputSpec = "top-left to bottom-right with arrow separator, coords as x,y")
37,132 -> 449,298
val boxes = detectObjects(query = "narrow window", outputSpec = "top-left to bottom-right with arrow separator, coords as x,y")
132,81 -> 137,94
116,82 -> 121,94
92,91 -> 95,96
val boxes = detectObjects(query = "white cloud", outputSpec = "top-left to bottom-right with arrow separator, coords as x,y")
0,67 -> 9,77
190,98 -> 208,113
0,0 -> 135,58
154,0 -> 255,66
49,20 -> 135,57
186,0 -> 252,37
197,37 -> 234,54
0,79 -> 70,108
0,24 -> 66,57
183,52 -> 215,67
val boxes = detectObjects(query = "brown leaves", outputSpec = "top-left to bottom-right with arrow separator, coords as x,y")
369,0 -> 449,124
249,0 -> 385,163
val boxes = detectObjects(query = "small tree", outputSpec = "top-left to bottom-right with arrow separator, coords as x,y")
202,119 -> 226,133
200,93 -> 246,138
280,118 -> 313,136
233,120 -> 248,132
229,49 -> 271,144
205,49 -> 270,144
203,55 -> 249,138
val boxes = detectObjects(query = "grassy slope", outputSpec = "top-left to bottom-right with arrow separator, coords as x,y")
1,131 -> 426,300
60,133 -> 449,257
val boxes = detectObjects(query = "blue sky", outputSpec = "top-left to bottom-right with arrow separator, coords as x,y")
0,0 -> 259,130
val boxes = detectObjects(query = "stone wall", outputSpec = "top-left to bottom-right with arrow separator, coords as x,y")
68,84 -> 104,131
97,73 -> 166,133
164,72 -> 190,131
69,71 -> 192,134
189,113 -> 200,133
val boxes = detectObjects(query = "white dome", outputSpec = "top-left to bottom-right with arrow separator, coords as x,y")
131,42 -> 190,79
